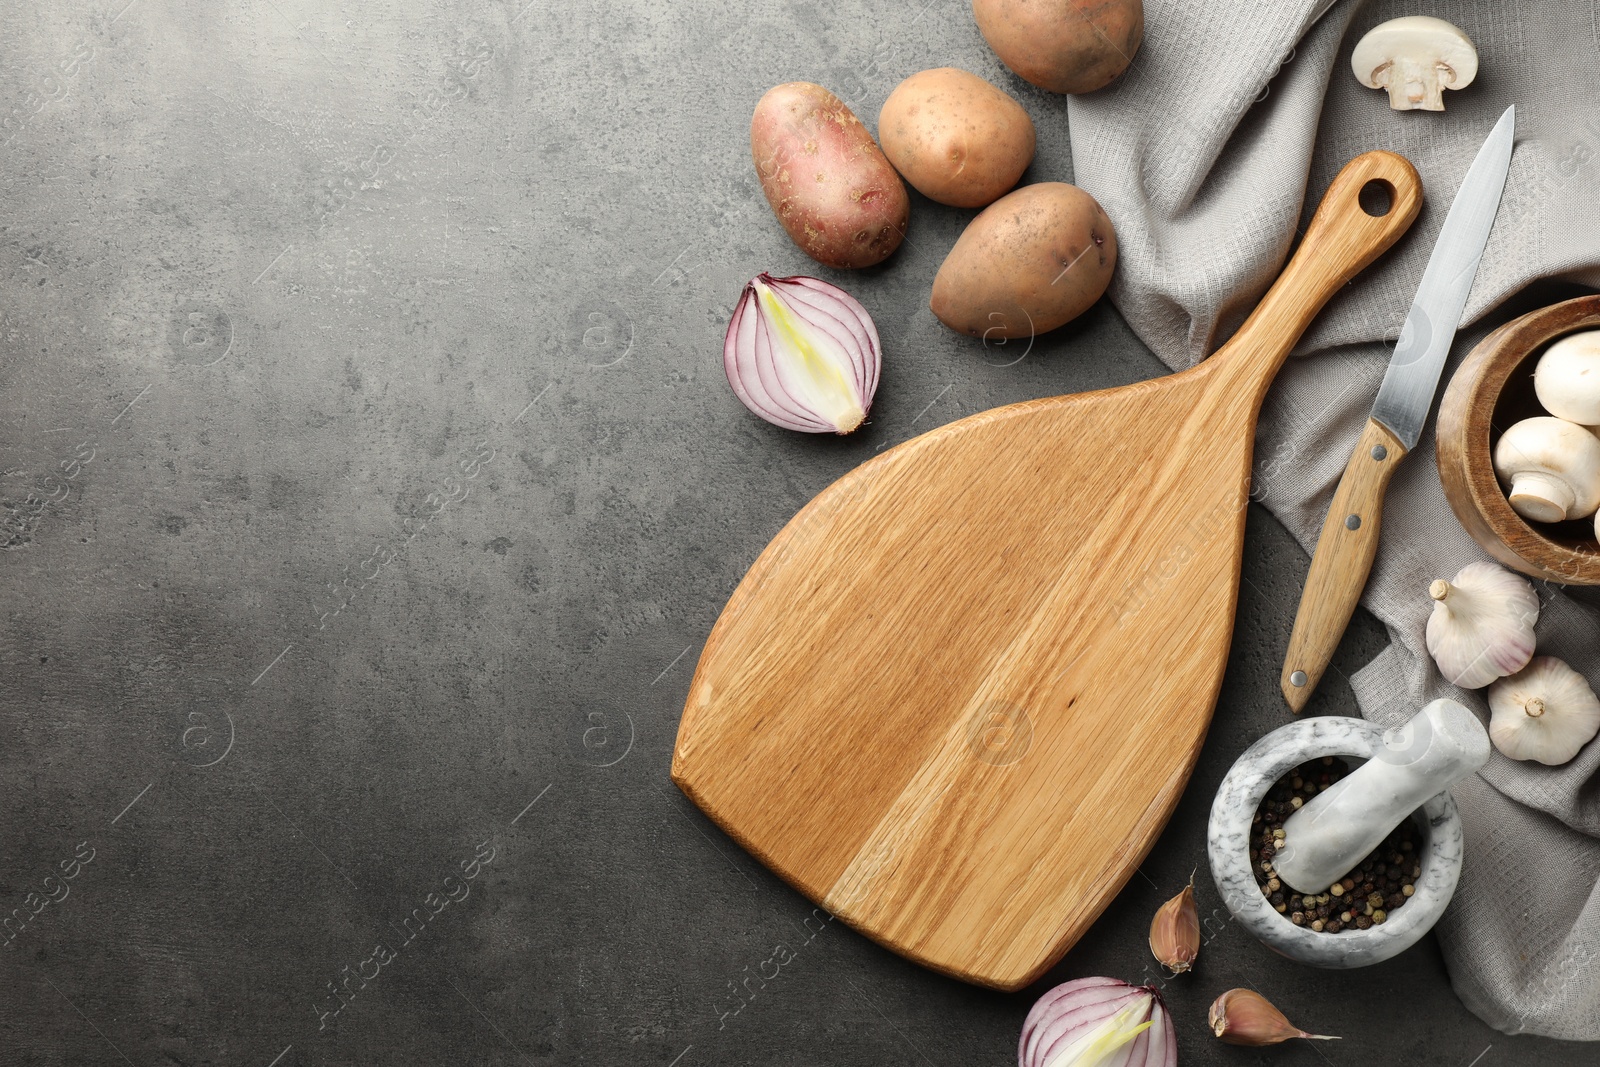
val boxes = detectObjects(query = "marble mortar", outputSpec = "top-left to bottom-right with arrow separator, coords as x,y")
1207,715 -> 1465,968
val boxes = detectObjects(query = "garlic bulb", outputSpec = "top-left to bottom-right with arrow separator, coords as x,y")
1425,562 -> 1538,689
1488,656 -> 1600,765
723,273 -> 880,434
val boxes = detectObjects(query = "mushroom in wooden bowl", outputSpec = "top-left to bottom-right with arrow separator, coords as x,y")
1437,294 -> 1600,583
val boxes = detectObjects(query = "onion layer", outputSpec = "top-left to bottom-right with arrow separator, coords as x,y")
723,273 -> 880,434
1019,978 -> 1175,1067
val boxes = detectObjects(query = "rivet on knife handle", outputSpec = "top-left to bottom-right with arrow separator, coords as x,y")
1281,418 -> 1408,711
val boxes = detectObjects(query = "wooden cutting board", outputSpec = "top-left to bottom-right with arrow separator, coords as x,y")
672,151 -> 1421,991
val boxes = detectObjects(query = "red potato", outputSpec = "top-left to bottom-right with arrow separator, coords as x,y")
751,82 -> 910,269
930,181 -> 1116,339
973,0 -> 1144,95
879,68 -> 1035,208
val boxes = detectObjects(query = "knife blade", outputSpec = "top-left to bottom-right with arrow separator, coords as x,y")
1281,106 -> 1515,712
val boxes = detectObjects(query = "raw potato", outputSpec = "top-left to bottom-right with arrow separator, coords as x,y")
931,182 -> 1116,339
973,0 -> 1144,95
750,82 -> 910,269
878,68 -> 1036,208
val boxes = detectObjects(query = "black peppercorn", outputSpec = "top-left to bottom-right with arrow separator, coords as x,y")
1249,755 -> 1420,936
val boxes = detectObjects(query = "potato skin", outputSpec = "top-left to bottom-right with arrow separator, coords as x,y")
931,182 -> 1116,339
751,82 -> 910,269
973,0 -> 1143,95
878,68 -> 1035,209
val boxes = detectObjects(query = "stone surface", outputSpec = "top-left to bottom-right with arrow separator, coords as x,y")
1208,715 -> 1463,969
0,0 -> 1579,1063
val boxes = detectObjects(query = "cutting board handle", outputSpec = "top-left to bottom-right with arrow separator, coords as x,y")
1216,150 -> 1422,400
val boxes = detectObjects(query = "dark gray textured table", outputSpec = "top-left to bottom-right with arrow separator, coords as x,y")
0,1 -> 1583,1064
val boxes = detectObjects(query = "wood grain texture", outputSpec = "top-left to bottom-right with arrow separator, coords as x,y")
1281,418 -> 1407,711
1438,294 -> 1600,584
673,151 -> 1422,991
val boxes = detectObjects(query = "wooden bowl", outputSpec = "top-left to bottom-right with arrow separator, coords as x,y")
1437,294 -> 1600,583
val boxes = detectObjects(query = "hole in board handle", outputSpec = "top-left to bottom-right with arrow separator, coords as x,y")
1359,179 -> 1395,218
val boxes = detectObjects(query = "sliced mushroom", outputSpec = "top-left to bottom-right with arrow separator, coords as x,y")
1493,417 -> 1600,523
1351,16 -> 1478,112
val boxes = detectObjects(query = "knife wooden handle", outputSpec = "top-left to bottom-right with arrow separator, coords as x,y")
1281,418 -> 1408,711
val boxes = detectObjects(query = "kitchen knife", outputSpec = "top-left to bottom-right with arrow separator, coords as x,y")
1281,105 -> 1515,712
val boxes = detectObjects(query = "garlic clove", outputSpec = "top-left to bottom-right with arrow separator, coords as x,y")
1148,880 -> 1199,974
1492,417 -> 1600,522
1488,656 -> 1600,765
723,273 -> 881,435
1208,989 -> 1338,1046
1425,562 -> 1539,689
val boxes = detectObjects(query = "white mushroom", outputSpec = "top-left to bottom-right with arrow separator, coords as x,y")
1351,16 -> 1479,112
1535,330 -> 1600,426
1493,417 -> 1600,523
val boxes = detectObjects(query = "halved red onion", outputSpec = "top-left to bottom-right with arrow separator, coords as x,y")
1019,977 -> 1175,1067
723,272 -> 880,434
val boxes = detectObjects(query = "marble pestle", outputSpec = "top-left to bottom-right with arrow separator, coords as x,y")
1273,699 -> 1490,895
